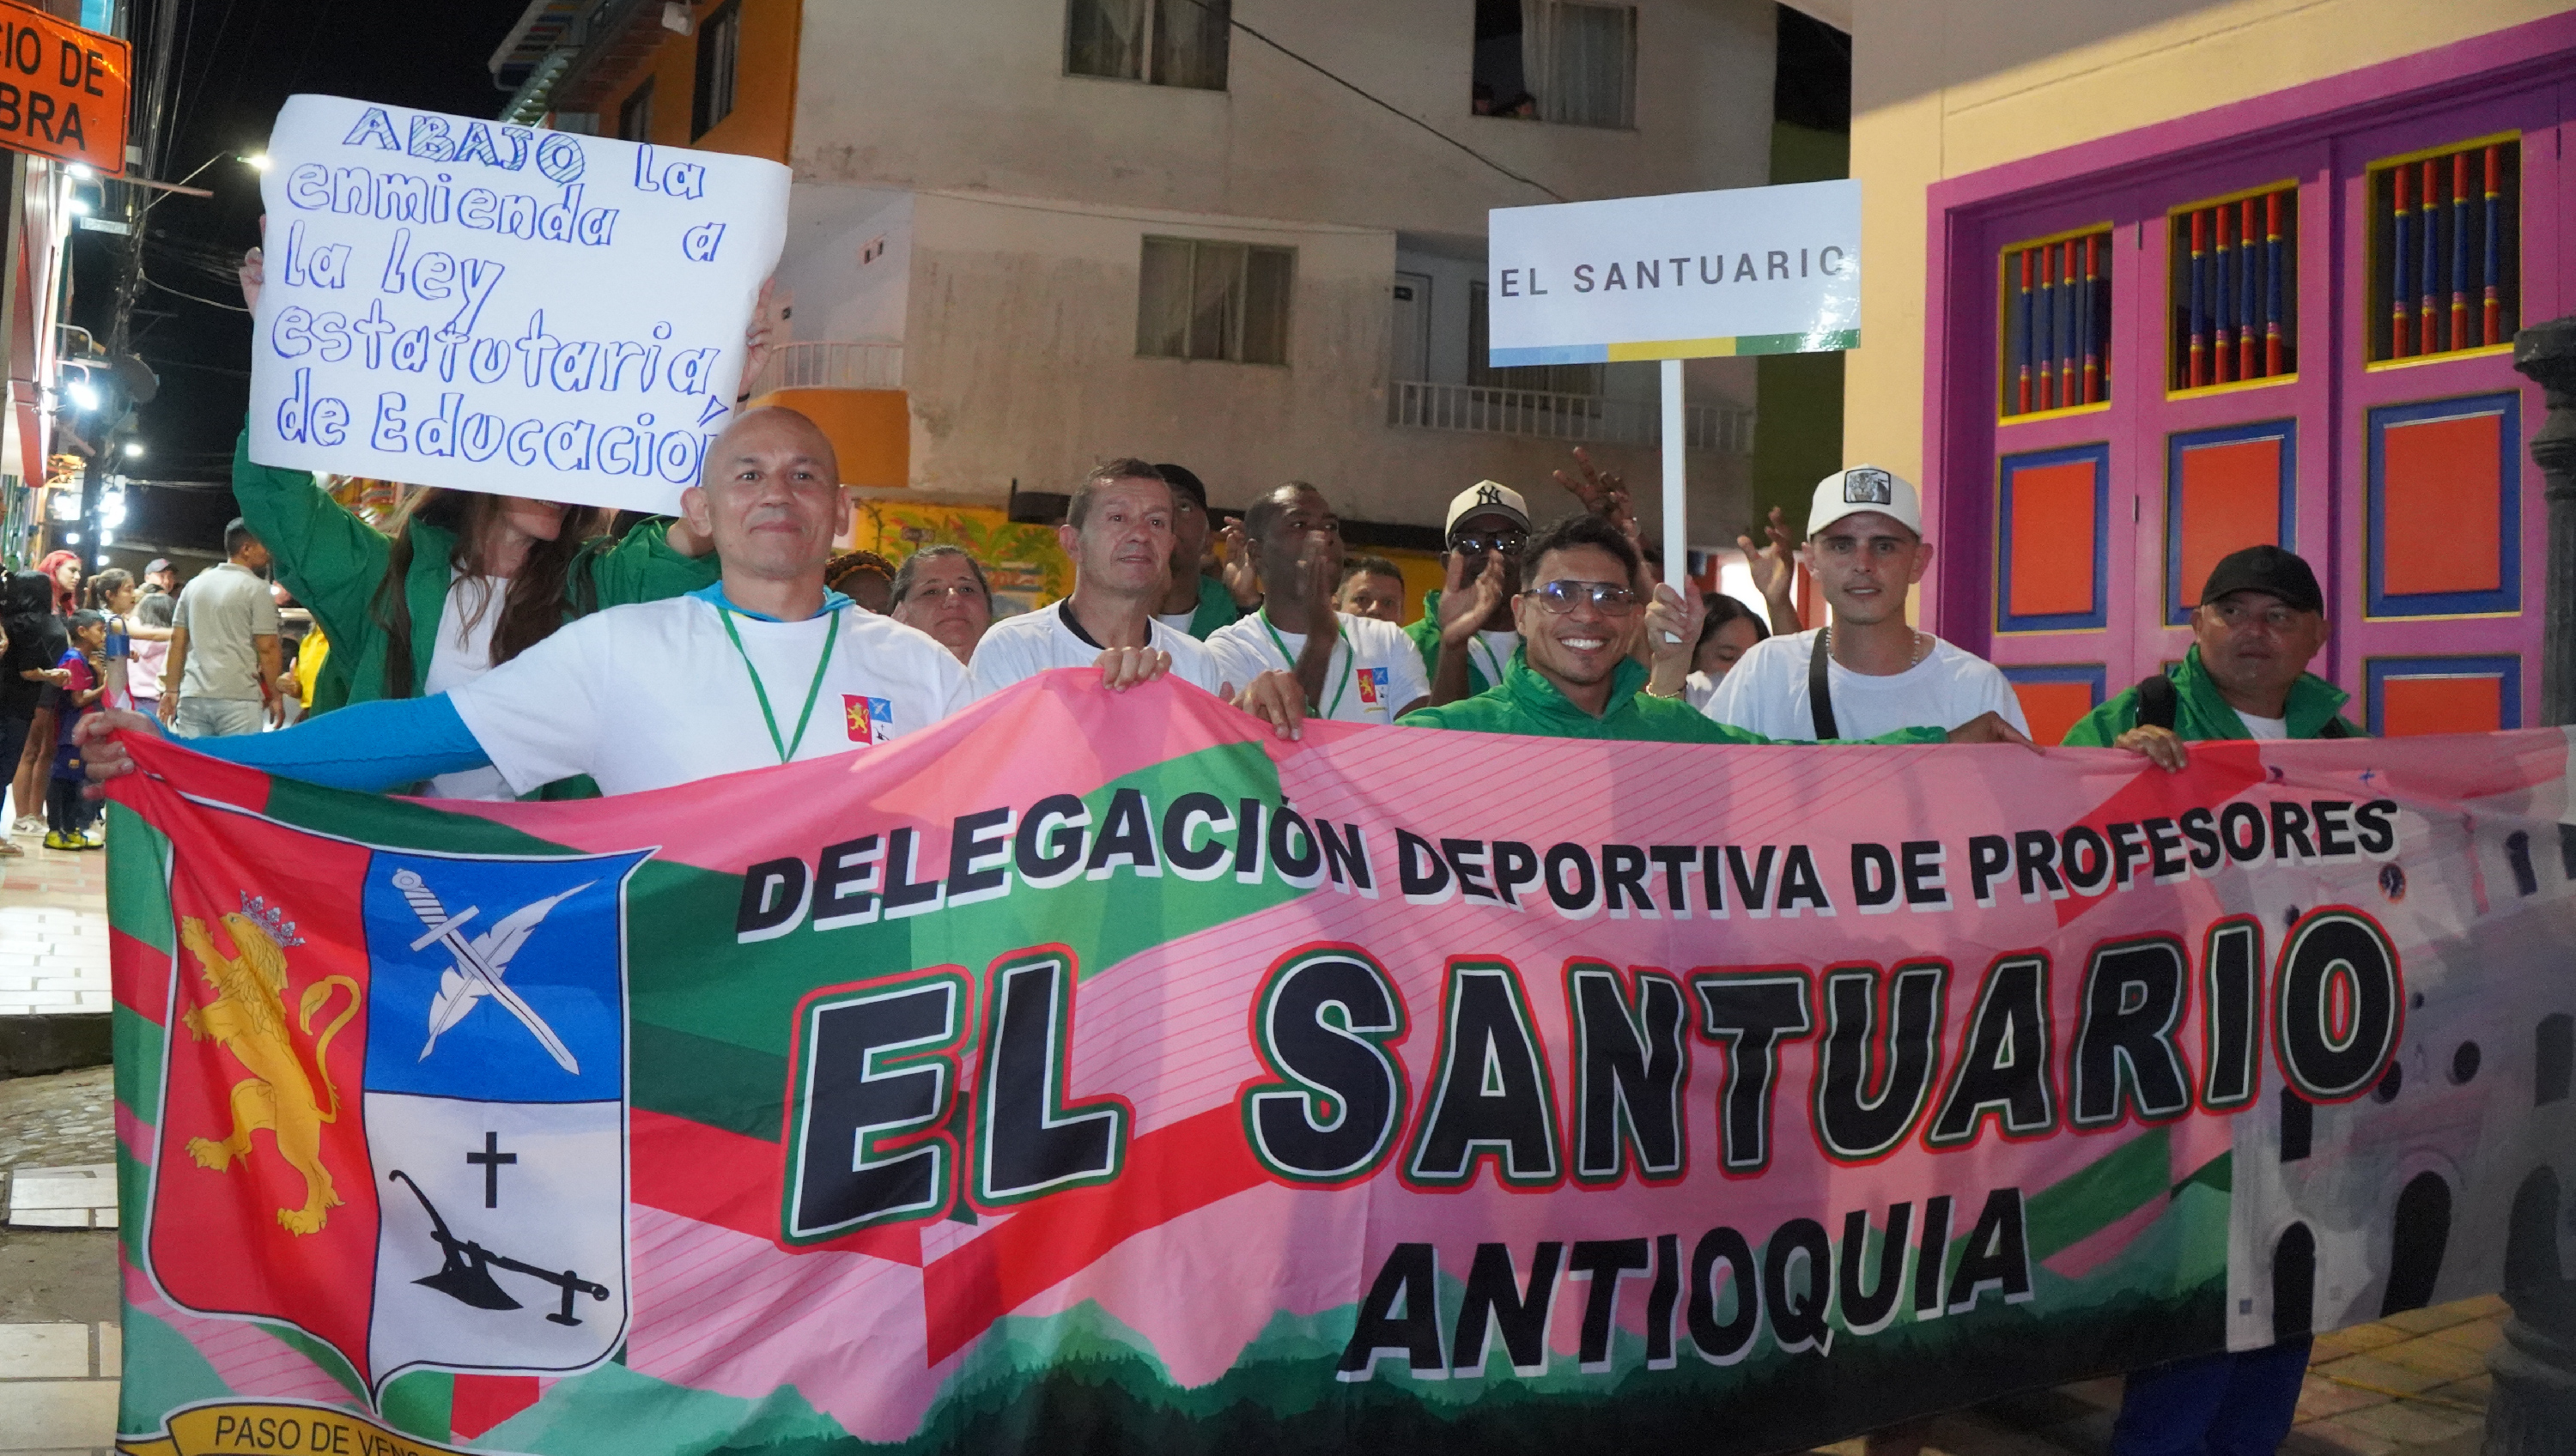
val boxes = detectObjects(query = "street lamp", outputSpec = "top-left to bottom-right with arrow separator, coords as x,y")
121,440 -> 143,458
242,153 -> 271,172
65,378 -> 99,411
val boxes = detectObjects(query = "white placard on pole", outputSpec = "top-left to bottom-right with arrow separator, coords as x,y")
1485,180 -> 1862,622
247,94 -> 791,513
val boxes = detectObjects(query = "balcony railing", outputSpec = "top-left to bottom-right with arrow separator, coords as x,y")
1388,379 -> 1754,454
746,339 -> 905,397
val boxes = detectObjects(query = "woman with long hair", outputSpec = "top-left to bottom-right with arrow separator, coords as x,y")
228,246 -> 726,799
8,552 -> 82,836
1,570 -> 70,853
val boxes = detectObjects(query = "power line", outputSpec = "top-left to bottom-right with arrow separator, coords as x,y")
1170,0 -> 1568,203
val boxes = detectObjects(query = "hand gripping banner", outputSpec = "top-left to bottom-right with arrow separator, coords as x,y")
102,674 -> 2576,1455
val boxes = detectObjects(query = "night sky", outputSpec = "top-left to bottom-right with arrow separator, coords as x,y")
74,0 -> 530,552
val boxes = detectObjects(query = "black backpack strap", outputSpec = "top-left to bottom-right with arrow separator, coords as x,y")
2318,717 -> 2353,739
2135,672 -> 2178,731
1807,629 -> 1840,741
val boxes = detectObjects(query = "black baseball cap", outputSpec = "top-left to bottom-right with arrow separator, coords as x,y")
1154,463 -> 1208,508
2200,544 -> 2324,614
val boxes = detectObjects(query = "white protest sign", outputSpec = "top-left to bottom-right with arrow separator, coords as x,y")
248,94 -> 790,512
1485,179 -> 1860,365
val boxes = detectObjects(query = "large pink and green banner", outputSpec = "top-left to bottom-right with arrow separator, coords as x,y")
102,673 -> 2576,1455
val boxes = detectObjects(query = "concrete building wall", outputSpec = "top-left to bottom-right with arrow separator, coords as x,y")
892,189 -> 1754,533
790,0 -> 1779,235
1843,0 -> 2572,492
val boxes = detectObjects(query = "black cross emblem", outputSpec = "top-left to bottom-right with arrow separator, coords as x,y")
466,1131 -> 518,1209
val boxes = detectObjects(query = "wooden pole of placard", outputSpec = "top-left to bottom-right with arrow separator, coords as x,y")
1660,358 -> 1686,640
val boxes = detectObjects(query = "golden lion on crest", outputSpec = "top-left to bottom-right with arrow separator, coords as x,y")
179,901 -> 361,1236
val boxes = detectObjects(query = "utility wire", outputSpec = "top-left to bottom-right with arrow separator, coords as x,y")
1169,0 -> 1567,203
142,272 -> 250,314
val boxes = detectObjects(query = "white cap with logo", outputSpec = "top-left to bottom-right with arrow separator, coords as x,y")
1444,480 -> 1531,539
1807,464 -> 1923,538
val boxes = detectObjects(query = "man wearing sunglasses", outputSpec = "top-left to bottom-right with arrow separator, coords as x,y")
1708,466 -> 2032,744
1405,513 -> 2026,745
1407,481 -> 1534,707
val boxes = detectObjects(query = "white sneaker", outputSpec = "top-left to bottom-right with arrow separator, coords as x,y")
10,816 -> 41,835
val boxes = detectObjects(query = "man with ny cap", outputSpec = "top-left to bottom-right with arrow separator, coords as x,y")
2060,543 -> 2355,1456
1205,482 -> 1431,725
1407,480 -> 1533,706
2064,543 -> 2357,764
1709,465 -> 2032,743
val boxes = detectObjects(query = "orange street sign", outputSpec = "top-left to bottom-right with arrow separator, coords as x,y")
0,0 -> 125,173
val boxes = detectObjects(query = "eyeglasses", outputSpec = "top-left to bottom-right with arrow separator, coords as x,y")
1527,579 -> 1640,615
1450,530 -> 1528,557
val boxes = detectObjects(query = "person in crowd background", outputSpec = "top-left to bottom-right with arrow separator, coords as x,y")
231,242 -> 724,797
2058,544 -> 2352,1454
825,550 -> 896,613
969,459 -> 1228,701
9,549 -> 82,834
1206,483 -> 1430,725
1334,555 -> 1407,625
888,544 -> 993,664
1410,480 -> 1530,705
1149,462 -> 1260,640
161,518 -> 284,739
125,559 -> 177,720
0,571 -> 70,856
1405,513 -> 2019,747
45,610 -> 106,849
1710,467 -> 2031,743
1682,594 -> 1769,712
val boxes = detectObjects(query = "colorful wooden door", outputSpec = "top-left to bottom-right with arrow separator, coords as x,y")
1942,79 -> 2566,741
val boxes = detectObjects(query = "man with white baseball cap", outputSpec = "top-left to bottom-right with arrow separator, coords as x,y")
1707,464 -> 2031,743
1406,480 -> 1533,705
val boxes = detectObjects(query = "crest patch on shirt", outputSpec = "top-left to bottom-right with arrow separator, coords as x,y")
1355,666 -> 1388,707
844,695 -> 895,744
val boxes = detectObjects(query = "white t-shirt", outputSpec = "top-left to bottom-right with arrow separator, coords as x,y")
451,595 -> 971,798
1205,610 -> 1432,724
1152,610 -> 1198,637
1684,670 -> 1719,714
2237,712 -> 2289,740
1461,629 -> 1518,689
1707,628 -> 2029,741
966,600 -> 1224,702
422,573 -> 513,801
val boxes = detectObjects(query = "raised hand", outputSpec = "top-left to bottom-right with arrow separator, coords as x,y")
239,246 -> 264,311
741,277 -> 778,395
1643,584 -> 1704,691
1554,446 -> 1637,543
1739,505 -> 1798,604
1218,517 -> 1262,608
1437,549 -> 1507,646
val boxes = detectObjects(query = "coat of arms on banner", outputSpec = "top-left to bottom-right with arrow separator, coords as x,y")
142,823 -> 649,1403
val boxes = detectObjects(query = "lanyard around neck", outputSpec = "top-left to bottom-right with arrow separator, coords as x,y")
718,607 -> 841,765
1260,611 -> 1351,718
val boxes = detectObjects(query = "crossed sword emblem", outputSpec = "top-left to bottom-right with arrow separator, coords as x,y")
392,870 -> 592,1075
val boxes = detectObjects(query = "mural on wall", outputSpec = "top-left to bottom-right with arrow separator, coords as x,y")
850,501 -> 1073,617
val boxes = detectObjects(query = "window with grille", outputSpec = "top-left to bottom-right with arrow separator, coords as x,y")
2366,136 -> 2519,363
691,3 -> 740,139
1999,228 -> 2111,418
1067,0 -> 1230,91
2169,185 -> 2298,391
1469,0 -> 1635,129
1138,238 -> 1292,365
617,80 -> 654,144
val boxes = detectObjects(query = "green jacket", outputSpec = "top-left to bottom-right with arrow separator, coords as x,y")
1404,589 -> 1510,697
233,430 -> 719,716
2062,646 -> 2362,745
1185,573 -> 1248,640
1404,649 -> 1947,745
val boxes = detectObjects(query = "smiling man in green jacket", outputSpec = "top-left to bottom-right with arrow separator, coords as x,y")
1405,513 -> 2028,748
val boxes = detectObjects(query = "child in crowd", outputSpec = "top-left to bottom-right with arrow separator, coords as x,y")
46,610 -> 107,850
